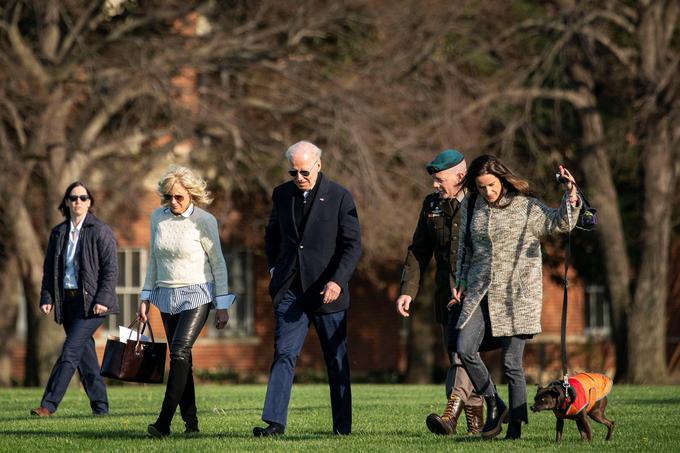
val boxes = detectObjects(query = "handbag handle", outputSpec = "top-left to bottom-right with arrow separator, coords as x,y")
135,318 -> 156,343
125,318 -> 157,343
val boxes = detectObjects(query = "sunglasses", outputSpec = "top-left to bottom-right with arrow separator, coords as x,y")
288,160 -> 319,178
67,195 -> 90,202
163,194 -> 186,203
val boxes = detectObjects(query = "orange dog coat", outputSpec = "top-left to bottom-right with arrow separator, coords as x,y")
555,372 -> 613,418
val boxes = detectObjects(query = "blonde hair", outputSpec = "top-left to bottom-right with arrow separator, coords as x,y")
158,165 -> 213,207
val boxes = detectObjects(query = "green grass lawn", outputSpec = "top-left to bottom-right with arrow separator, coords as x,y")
1,383 -> 678,452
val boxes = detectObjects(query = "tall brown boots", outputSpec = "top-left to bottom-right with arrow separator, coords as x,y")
464,404 -> 484,434
426,393 -> 485,435
426,393 -> 464,435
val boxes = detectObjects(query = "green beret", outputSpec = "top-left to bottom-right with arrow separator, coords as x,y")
426,149 -> 465,174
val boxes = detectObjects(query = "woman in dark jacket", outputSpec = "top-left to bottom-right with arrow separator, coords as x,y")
31,181 -> 119,417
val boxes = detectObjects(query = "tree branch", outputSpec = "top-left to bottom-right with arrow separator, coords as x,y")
64,129 -> 167,188
591,9 -> 636,34
3,4 -> 51,86
56,1 -> 105,63
79,86 -> 151,149
582,25 -> 637,72
39,1 -> 60,61
457,87 -> 592,120
0,96 -> 27,147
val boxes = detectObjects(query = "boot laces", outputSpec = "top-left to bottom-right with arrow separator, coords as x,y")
441,394 -> 459,420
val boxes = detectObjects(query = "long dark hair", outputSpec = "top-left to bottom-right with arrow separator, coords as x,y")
463,154 -> 534,207
58,181 -> 95,219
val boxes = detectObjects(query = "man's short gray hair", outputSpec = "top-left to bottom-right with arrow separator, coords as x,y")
285,141 -> 322,161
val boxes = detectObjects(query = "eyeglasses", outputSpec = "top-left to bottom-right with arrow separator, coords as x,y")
67,195 -> 90,202
163,194 -> 186,203
288,160 -> 319,178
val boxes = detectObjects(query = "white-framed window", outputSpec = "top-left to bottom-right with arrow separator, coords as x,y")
583,284 -> 611,337
108,248 -> 147,331
206,247 -> 254,338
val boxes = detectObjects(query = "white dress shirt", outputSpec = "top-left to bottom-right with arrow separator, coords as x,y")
63,214 -> 86,289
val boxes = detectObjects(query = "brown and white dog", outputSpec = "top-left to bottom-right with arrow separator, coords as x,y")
530,372 -> 615,442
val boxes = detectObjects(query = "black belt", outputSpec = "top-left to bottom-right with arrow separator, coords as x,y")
64,289 -> 82,298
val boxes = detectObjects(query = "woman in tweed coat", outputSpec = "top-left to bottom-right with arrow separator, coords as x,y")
451,155 -> 581,440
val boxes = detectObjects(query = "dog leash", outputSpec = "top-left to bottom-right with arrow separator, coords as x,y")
560,183 -> 597,401
561,193 -> 574,394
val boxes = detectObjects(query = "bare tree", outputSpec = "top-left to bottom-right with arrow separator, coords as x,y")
0,0 -> 370,384
2,0 -> 469,385
436,0 -> 680,382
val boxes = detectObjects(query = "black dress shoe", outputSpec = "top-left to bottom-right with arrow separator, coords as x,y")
184,426 -> 200,435
253,422 -> 285,437
148,423 -> 170,438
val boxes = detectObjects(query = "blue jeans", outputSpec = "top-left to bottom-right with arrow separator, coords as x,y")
41,294 -> 108,414
457,298 -> 528,423
261,290 -> 351,434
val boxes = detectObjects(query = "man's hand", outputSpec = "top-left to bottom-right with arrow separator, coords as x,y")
93,304 -> 108,315
450,287 -> 466,308
215,309 -> 229,329
395,295 -> 412,317
40,304 -> 52,315
320,281 -> 342,304
137,300 -> 150,323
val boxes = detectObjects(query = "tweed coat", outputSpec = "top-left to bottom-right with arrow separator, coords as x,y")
455,192 -> 581,337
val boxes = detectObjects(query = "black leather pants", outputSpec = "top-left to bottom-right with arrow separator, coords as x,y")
155,303 -> 211,431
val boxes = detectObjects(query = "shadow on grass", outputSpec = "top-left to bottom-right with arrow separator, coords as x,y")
0,428 -> 360,441
0,406 -> 264,422
0,429 -> 150,439
0,411 -> 159,421
615,397 -> 680,406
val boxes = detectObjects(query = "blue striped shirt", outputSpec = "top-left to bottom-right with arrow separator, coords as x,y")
149,282 -> 215,315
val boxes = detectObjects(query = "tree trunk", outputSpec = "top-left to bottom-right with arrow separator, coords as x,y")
628,118 -> 674,383
0,256 -> 19,386
14,202 -> 62,386
570,63 -> 633,381
405,282 -> 435,383
579,146 -> 632,382
624,0 -> 678,384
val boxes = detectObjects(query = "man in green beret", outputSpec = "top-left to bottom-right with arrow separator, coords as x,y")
395,149 -> 484,435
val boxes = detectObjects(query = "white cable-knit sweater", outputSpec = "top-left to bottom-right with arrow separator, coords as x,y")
141,206 -> 233,309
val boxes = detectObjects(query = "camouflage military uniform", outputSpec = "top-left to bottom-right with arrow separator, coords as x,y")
400,192 -> 462,326
400,192 -> 481,408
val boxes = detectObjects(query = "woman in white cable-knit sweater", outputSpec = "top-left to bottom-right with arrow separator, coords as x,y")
451,155 -> 581,440
136,165 -> 235,438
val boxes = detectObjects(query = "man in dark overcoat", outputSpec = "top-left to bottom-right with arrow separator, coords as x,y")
254,141 -> 361,437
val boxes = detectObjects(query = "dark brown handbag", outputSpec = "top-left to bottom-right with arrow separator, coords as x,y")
100,320 -> 166,383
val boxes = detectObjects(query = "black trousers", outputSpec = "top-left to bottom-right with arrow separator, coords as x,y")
155,303 -> 211,430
